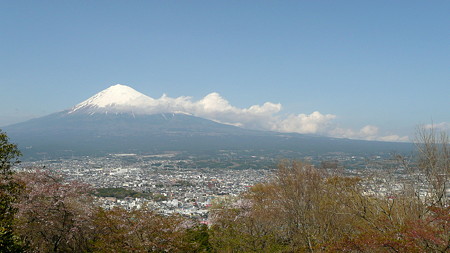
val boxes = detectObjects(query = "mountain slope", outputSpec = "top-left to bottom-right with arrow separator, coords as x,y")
4,111 -> 413,159
2,84 -> 413,159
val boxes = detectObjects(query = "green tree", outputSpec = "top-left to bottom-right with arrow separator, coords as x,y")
0,130 -> 21,176
184,224 -> 212,253
0,130 -> 24,252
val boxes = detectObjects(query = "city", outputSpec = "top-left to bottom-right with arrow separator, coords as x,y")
15,150 -> 428,221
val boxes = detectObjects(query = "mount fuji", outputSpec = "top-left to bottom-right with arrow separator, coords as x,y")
3,84 -> 412,159
69,84 -> 157,115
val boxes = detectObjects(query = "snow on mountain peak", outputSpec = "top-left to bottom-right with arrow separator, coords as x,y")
69,84 -> 155,114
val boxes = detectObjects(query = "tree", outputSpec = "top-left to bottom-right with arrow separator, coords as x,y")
92,207 -> 196,252
209,159 -> 449,252
184,224 -> 212,253
14,170 -> 95,252
209,161 -> 366,252
0,130 -> 24,252
415,125 -> 449,207
209,192 -> 288,252
0,131 -> 21,177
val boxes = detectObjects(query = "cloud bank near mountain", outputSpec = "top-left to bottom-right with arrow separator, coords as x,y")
68,85 -> 409,142
133,92 -> 409,142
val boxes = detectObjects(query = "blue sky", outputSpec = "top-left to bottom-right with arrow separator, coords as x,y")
1,1 -> 448,141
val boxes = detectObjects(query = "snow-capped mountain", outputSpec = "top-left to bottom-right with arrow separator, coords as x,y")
3,84 -> 413,159
69,84 -> 155,114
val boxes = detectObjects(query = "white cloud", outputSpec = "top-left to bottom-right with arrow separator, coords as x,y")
145,92 -> 283,131
360,125 -> 378,136
275,112 -> 336,134
378,135 -> 410,142
424,122 -> 450,131
136,92 -> 408,142
329,125 -> 409,142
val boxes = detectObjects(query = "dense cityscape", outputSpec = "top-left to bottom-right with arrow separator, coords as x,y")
15,150 -> 425,221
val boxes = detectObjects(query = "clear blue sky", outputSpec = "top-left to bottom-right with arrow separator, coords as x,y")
1,1 -> 448,141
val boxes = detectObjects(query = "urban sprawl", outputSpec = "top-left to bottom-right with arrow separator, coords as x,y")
16,152 -> 428,222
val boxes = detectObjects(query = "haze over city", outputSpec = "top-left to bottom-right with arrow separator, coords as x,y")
1,1 -> 448,141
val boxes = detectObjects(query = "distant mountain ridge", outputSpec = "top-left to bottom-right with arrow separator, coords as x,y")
3,84 -> 413,159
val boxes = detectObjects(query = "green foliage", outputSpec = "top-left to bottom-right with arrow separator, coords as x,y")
152,193 -> 168,202
185,224 -> 212,253
0,178 -> 25,253
173,179 -> 195,187
0,131 -> 21,177
0,130 -> 24,252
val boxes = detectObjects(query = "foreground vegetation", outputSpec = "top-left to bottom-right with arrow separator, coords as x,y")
0,128 -> 448,252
